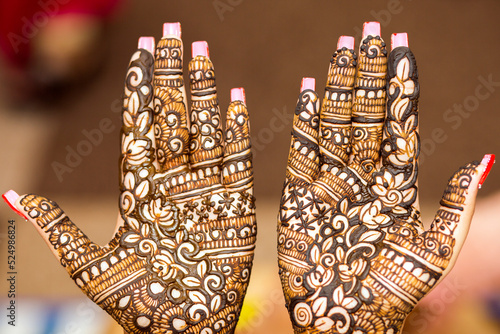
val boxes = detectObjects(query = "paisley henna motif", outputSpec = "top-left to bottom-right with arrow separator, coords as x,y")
278,25 -> 489,334
11,26 -> 255,334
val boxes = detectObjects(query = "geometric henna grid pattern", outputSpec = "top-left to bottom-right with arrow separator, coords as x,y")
6,23 -> 255,334
278,22 -> 494,334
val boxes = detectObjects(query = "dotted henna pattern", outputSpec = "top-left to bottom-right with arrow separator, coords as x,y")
18,35 -> 255,334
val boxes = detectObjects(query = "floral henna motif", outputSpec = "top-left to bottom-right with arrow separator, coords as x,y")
11,26 -> 255,334
278,24 -> 489,334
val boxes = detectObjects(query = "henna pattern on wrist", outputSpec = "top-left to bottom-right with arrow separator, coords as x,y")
18,38 -> 255,333
278,33 -> 481,334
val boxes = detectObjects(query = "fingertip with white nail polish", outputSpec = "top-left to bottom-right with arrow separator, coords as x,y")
138,37 -> 155,54
300,77 -> 315,92
337,36 -> 355,50
192,41 -> 209,58
363,21 -> 381,39
231,88 -> 246,104
391,33 -> 409,49
163,22 -> 181,38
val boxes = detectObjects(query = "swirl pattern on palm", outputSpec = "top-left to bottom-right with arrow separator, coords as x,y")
13,31 -> 255,333
278,28 -> 485,334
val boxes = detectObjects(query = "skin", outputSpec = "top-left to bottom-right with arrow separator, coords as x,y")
277,29 -> 488,333
12,32 -> 255,333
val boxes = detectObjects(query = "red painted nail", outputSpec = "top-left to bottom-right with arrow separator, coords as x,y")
138,37 -> 155,54
192,41 -> 209,58
231,88 -> 246,104
2,190 -> 28,220
391,33 -> 408,49
479,154 -> 495,189
300,77 -> 315,92
363,21 -> 381,39
163,22 -> 181,38
337,36 -> 355,50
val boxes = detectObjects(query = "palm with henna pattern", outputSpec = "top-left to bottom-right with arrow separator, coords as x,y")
278,22 -> 494,334
3,23 -> 255,334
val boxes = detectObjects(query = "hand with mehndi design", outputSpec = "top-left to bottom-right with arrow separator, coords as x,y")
3,23 -> 256,334
278,21 -> 495,333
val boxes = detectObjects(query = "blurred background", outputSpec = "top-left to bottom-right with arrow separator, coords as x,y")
0,0 -> 499,333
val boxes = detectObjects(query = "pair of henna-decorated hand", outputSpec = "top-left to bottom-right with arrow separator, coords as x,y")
3,21 -> 495,334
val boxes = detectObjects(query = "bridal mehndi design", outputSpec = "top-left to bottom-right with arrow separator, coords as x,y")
2,20 -> 495,334
277,22 -> 494,333
3,23 -> 255,334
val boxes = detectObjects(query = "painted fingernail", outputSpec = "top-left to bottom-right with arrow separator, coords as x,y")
138,37 -> 155,54
231,87 -> 246,104
192,41 -> 209,58
363,21 -> 381,39
2,190 -> 27,220
391,33 -> 409,49
300,77 -> 316,92
337,36 -> 355,50
163,22 -> 181,38
479,154 -> 495,189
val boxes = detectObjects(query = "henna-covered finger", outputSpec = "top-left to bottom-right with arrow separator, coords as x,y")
383,33 -> 419,170
348,22 -> 388,183
222,88 -> 253,191
369,33 -> 422,229
153,23 -> 190,174
425,155 -> 495,277
4,191 -> 105,278
319,36 -> 356,170
380,33 -> 419,195
188,41 -> 224,174
311,37 -> 359,208
286,77 -> 320,186
120,40 -> 157,227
